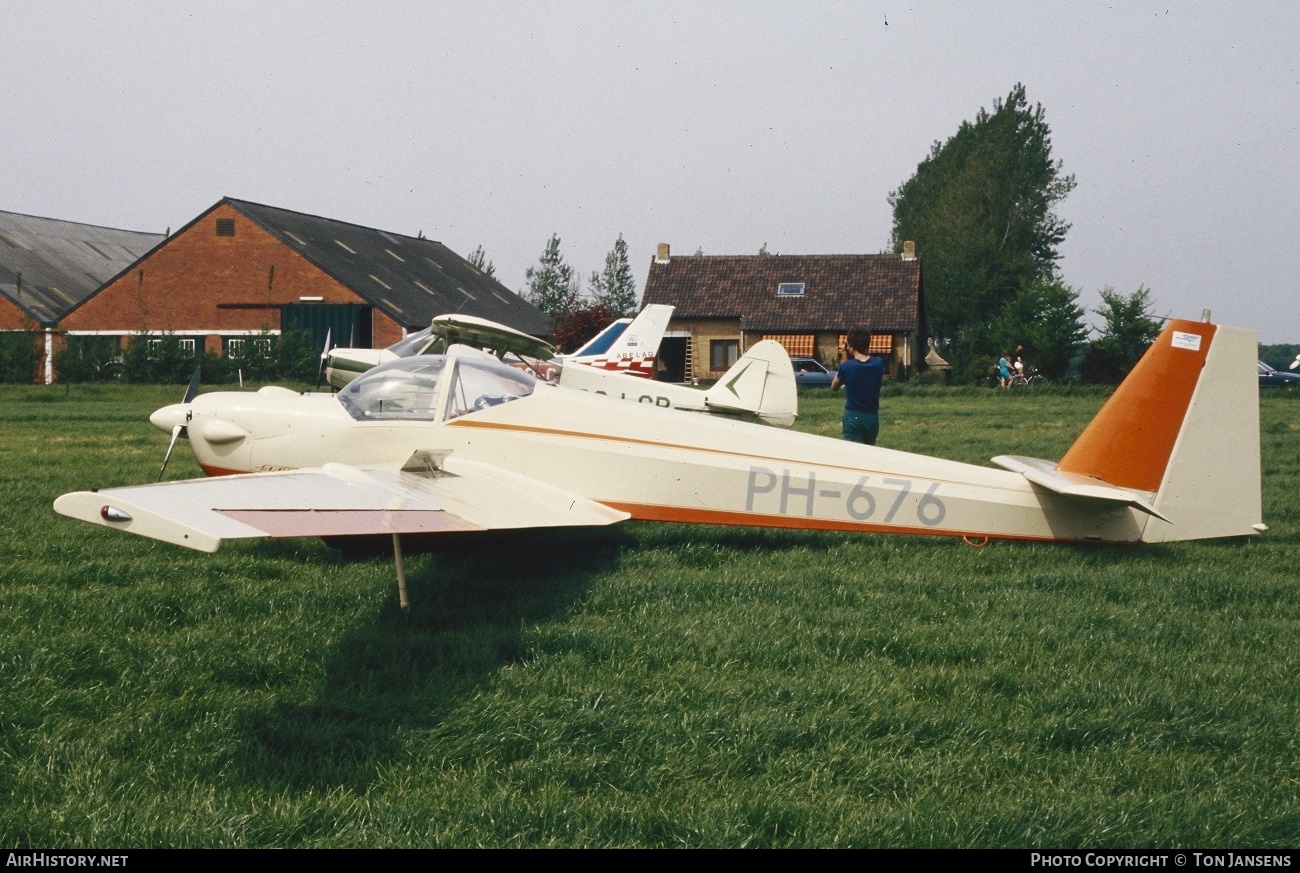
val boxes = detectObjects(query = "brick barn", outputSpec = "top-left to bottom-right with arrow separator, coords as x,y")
641,243 -> 925,382
54,197 -> 547,381
0,210 -> 164,382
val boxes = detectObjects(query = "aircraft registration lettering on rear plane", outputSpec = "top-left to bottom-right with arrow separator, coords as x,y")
745,466 -> 947,526
590,389 -> 672,407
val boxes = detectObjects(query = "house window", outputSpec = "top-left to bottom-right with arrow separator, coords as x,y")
148,338 -> 197,353
226,337 -> 272,355
776,282 -> 805,296
215,218 -> 235,237
69,335 -> 122,361
763,334 -> 815,357
710,339 -> 739,370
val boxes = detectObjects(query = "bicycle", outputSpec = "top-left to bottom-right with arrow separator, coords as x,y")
1010,367 -> 1047,388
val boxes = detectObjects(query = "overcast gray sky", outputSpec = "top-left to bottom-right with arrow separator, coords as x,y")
5,1 -> 1297,341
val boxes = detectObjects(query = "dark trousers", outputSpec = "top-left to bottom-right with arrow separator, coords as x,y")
842,409 -> 879,445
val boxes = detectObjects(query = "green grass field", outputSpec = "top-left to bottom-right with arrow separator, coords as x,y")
1,382 -> 1296,847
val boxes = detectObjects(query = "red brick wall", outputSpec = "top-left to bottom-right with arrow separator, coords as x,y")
0,298 -> 35,330
61,203 -> 368,337
373,311 -> 404,348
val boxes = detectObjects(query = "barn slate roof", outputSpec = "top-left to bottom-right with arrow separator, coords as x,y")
641,252 -> 923,334
226,198 -> 550,336
0,211 -> 165,325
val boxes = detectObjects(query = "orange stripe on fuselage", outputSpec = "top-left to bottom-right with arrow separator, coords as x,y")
1057,319 -> 1214,493
201,463 -> 259,477
601,501 -> 1082,543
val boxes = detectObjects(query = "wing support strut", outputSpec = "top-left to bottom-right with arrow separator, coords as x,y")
393,533 -> 410,610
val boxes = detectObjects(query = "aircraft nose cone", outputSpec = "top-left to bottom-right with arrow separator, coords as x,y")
150,403 -> 190,433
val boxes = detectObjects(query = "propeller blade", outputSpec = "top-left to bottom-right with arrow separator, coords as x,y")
316,328 -> 332,390
183,366 -> 202,404
159,425 -> 183,481
159,367 -> 200,479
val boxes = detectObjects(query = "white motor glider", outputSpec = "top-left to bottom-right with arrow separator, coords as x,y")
323,304 -> 674,389
55,317 -> 1264,607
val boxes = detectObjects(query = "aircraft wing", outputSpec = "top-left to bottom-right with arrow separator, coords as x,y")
53,454 -> 628,553
432,314 -> 555,361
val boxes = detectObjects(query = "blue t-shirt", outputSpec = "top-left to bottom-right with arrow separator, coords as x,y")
836,356 -> 884,413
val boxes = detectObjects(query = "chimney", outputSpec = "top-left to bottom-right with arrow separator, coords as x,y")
902,241 -> 916,260
656,243 -> 670,264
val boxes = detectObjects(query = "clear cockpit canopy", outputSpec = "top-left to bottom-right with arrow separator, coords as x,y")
442,354 -> 536,421
385,327 -> 442,358
337,349 -> 535,422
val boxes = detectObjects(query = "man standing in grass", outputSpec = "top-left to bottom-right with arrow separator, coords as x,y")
831,325 -> 885,445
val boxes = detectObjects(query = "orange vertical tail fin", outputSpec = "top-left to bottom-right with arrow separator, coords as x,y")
1058,318 -> 1262,542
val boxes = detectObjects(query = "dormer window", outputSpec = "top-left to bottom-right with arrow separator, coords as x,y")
777,282 -> 805,296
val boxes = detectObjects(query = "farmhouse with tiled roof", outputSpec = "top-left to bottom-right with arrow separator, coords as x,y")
640,243 -> 924,382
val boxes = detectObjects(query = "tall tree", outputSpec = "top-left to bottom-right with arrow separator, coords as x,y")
466,245 -> 496,278
1080,286 -> 1163,383
889,83 -> 1076,380
587,234 -> 638,317
524,234 -> 580,318
988,280 -> 1088,380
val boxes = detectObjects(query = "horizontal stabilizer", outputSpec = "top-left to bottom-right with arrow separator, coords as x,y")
992,455 -> 1170,522
702,340 -> 798,428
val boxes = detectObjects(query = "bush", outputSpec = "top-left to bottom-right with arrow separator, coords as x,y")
0,331 -> 40,383
52,345 -> 97,383
908,365 -> 950,387
552,306 -> 617,354
277,329 -> 322,383
121,333 -> 201,384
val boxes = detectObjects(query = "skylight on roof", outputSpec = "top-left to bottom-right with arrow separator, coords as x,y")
284,232 -> 307,246
369,275 -> 392,290
386,249 -> 405,263
334,240 -> 356,254
777,282 -> 805,296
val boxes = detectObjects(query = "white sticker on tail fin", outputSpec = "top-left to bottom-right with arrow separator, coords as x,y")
1172,331 -> 1202,351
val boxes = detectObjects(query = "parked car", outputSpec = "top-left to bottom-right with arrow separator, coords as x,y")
791,357 -> 835,387
1258,361 -> 1300,388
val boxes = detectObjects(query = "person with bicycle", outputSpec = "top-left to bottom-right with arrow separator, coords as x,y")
997,352 -> 1012,389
